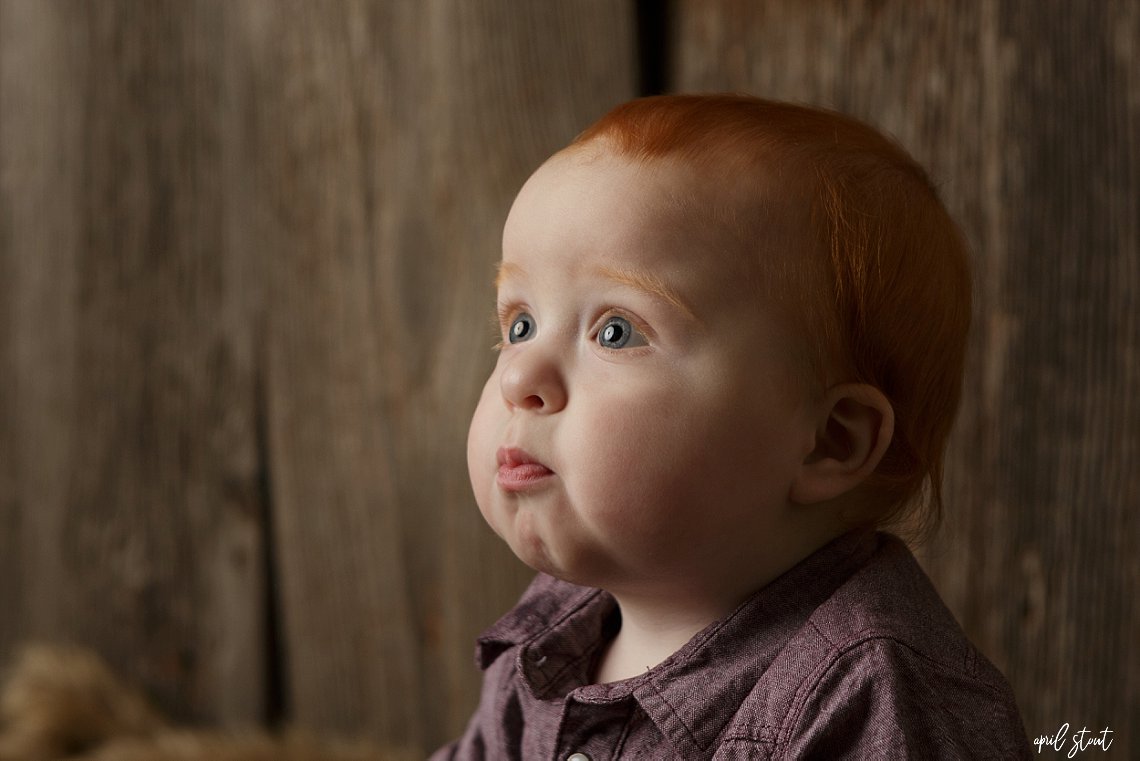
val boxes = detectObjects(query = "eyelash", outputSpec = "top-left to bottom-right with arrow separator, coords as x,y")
495,302 -> 521,332
491,302 -> 523,351
487,302 -> 517,351
492,302 -> 654,351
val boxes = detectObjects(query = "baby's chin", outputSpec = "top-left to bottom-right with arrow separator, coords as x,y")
503,527 -> 560,578
473,475 -> 613,586
511,537 -> 619,592
490,507 -> 579,582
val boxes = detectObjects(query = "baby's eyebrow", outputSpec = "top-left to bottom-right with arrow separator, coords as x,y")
493,260 -> 698,323
494,261 -> 527,290
595,265 -> 698,322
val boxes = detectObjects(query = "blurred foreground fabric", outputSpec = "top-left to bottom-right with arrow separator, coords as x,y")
0,645 -> 416,761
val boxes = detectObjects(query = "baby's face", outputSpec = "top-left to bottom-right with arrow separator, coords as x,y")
467,150 -> 818,596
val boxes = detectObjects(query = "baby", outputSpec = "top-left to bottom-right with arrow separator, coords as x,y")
435,95 -> 1031,759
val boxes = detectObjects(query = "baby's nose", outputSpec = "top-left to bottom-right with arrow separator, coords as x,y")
499,349 -> 567,413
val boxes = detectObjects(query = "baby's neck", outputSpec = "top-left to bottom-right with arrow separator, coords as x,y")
591,588 -> 747,684
588,518 -> 855,684
591,523 -> 850,684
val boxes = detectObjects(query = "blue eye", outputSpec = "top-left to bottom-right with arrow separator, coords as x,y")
598,316 -> 644,349
508,313 -> 535,343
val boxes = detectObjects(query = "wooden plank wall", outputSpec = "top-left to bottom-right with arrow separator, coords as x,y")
0,0 -> 1136,755
0,0 -> 635,753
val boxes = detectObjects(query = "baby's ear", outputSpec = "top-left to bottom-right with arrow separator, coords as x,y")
790,384 -> 894,505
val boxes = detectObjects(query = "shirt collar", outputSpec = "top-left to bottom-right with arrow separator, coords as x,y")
476,529 -> 879,753
475,571 -> 606,672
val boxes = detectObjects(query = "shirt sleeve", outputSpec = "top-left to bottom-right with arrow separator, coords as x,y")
782,637 -> 1032,760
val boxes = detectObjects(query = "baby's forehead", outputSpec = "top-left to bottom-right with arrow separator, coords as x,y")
555,145 -> 809,237
512,149 -> 820,310
607,151 -> 818,277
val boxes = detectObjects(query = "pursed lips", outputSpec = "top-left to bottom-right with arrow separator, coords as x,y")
496,446 -> 555,492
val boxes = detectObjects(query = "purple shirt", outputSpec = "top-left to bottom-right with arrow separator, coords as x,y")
433,530 -> 1032,759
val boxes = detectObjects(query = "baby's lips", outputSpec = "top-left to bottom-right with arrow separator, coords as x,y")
496,445 -> 552,472
496,446 -> 555,492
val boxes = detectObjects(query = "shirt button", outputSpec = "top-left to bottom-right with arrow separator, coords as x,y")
566,754 -> 591,761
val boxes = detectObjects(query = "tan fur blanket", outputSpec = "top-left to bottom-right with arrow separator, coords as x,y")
0,645 -> 416,761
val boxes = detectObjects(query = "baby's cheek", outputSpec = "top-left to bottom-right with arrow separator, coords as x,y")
572,392 -> 694,506
466,380 -> 501,506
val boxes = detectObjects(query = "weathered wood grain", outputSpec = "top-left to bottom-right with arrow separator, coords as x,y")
2,0 -> 636,752
0,0 -> 268,726
675,0 -> 1140,747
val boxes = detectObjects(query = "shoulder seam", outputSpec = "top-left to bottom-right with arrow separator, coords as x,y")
764,622 -> 1012,751
806,620 -> 1009,695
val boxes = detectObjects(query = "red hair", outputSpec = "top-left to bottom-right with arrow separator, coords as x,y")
571,94 -> 972,537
